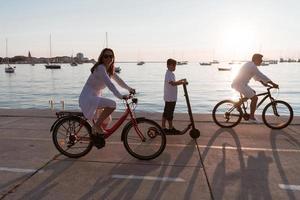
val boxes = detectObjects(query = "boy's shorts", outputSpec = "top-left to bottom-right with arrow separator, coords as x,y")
163,101 -> 176,120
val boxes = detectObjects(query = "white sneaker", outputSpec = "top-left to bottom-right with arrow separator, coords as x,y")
248,118 -> 261,124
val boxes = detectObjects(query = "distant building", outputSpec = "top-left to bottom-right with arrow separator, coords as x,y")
76,53 -> 84,62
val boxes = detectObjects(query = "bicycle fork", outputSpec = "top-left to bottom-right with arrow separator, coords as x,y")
131,118 -> 147,142
270,99 -> 280,117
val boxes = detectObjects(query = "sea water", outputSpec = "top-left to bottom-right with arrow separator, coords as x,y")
1,62 -> 299,115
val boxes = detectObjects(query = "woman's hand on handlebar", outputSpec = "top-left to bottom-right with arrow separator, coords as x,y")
122,95 -> 130,100
123,88 -> 136,100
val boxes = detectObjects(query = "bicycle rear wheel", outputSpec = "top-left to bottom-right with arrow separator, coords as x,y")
52,116 -> 93,158
262,100 -> 293,129
123,118 -> 166,160
212,100 -> 242,128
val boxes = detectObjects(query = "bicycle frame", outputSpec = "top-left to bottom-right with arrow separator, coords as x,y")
54,97 -> 146,142
93,98 -> 146,140
238,87 -> 277,117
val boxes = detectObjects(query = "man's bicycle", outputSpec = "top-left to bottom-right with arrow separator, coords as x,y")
212,84 -> 293,129
50,93 -> 166,160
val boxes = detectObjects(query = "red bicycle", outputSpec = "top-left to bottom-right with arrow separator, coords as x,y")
50,93 -> 166,160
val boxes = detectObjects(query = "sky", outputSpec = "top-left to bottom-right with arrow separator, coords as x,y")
1,0 -> 300,61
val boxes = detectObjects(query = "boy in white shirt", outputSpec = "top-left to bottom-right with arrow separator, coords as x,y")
231,53 -> 278,122
162,58 -> 186,133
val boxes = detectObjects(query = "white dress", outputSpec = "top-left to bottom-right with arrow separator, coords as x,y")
79,64 -> 131,120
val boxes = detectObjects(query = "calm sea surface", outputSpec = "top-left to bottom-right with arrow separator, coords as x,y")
1,62 -> 300,115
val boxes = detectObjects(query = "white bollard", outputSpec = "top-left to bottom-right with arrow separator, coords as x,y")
49,100 -> 54,110
61,100 -> 65,110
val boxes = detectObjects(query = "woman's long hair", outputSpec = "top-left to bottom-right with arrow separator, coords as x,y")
90,48 -> 115,76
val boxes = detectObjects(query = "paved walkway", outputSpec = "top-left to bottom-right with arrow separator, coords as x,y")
0,109 -> 299,200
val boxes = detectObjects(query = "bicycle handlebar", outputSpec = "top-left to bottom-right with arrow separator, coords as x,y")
260,81 -> 279,89
123,91 -> 136,100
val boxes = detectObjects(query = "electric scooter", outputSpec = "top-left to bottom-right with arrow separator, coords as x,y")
165,81 -> 200,139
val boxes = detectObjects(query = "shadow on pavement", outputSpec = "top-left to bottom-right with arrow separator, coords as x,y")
149,140 -> 196,200
78,156 -> 167,199
201,128 -> 275,199
271,129 -> 300,200
17,156 -> 76,200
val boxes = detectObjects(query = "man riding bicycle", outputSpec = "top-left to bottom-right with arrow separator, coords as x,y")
231,53 -> 278,123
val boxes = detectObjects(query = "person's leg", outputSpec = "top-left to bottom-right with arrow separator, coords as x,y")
250,95 -> 258,120
92,97 -> 116,134
167,102 -> 177,131
94,107 -> 115,130
240,86 -> 257,120
167,119 -> 173,129
162,102 -> 168,129
162,117 -> 167,128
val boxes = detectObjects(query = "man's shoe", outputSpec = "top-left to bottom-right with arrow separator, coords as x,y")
248,118 -> 261,124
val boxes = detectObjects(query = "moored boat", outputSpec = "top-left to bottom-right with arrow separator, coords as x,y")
218,67 -> 231,71
115,66 -> 121,73
5,65 -> 15,73
137,61 -> 145,65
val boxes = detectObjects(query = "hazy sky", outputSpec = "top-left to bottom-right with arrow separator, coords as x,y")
1,0 -> 300,61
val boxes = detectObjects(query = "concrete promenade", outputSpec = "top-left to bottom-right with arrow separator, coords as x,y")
0,108 -> 299,200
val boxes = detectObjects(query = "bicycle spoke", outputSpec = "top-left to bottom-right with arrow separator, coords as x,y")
263,100 -> 293,129
213,100 -> 242,128
52,117 -> 93,158
123,118 -> 166,160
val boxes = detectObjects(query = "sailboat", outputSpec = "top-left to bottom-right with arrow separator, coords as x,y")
45,34 -> 61,69
4,39 -> 15,73
114,66 -> 121,73
70,54 -> 77,66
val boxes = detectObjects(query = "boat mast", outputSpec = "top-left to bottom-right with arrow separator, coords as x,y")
50,34 -> 52,59
5,38 -> 9,64
106,32 -> 108,48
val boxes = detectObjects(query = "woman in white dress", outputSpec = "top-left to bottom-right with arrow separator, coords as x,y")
79,48 -> 135,138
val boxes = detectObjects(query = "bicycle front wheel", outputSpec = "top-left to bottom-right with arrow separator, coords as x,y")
212,100 -> 242,128
123,118 -> 166,160
262,100 -> 293,129
52,116 -> 93,158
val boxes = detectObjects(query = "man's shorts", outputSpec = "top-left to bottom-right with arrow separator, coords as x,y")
233,84 -> 256,99
163,101 -> 176,120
